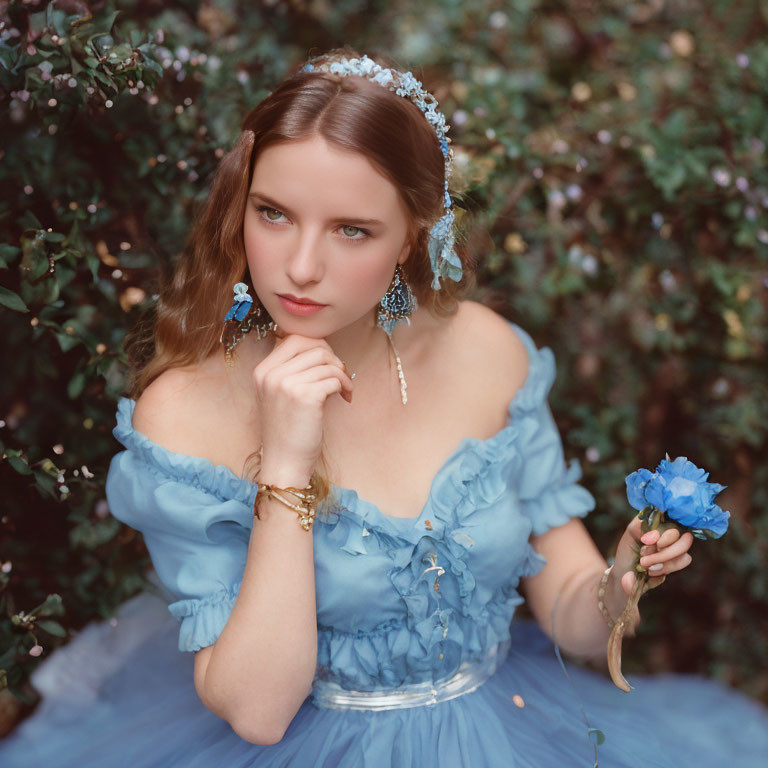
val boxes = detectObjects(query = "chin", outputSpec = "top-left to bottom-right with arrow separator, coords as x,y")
270,312 -> 331,336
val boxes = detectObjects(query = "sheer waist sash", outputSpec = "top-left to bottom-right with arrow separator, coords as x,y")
310,638 -> 510,711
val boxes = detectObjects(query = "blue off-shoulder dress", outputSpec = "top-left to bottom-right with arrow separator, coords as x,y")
2,321 -> 768,767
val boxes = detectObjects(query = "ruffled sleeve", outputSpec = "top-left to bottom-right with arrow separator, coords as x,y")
508,323 -> 597,537
105,398 -> 256,652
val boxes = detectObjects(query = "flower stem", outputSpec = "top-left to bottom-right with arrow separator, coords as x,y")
607,571 -> 648,692
607,504 -> 665,692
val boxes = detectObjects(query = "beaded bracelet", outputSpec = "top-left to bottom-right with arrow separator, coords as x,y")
254,475 -> 319,532
597,565 -> 617,629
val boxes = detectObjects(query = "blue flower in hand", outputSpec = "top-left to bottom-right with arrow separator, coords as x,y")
608,454 -> 729,692
625,455 -> 730,540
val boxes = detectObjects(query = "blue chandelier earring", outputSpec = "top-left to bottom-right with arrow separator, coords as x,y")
376,264 -> 417,405
220,281 -> 278,365
376,263 -> 417,334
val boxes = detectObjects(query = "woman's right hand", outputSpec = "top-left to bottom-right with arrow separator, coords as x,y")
252,331 -> 354,485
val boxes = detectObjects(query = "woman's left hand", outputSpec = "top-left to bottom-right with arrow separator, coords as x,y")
612,515 -> 695,598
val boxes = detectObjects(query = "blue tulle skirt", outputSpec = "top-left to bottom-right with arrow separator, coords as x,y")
2,588 -> 767,768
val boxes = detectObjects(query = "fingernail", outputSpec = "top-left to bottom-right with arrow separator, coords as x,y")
648,563 -> 664,571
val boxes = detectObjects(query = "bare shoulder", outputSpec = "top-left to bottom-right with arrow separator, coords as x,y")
450,300 -> 530,396
132,367 -> 207,452
132,358 -> 233,461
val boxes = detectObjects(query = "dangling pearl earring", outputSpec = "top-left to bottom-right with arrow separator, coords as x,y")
376,264 -> 417,405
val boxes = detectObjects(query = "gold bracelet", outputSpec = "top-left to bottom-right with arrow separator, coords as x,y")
597,565 -> 617,629
254,475 -> 319,532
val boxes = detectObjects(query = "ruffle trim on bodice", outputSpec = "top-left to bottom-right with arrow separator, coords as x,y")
113,398 -> 258,512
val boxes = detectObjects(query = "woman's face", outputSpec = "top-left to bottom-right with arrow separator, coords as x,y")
243,134 -> 412,337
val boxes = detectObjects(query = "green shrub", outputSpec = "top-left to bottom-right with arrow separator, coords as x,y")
1,0 -> 766,731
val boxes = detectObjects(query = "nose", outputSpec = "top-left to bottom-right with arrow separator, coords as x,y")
285,228 -> 325,286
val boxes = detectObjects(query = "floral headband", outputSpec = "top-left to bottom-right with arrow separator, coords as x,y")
300,53 -> 463,291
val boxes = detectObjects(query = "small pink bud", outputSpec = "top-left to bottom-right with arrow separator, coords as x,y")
29,644 -> 43,656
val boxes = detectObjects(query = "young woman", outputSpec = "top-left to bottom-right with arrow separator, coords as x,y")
2,46 -> 768,767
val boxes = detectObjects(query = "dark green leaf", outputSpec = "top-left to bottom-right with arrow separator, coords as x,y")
67,371 -> 86,399
588,728 -> 606,746
34,473 -> 58,500
0,286 -> 29,312
0,243 -> 21,268
36,620 -> 67,638
20,277 -> 59,307
37,594 -> 64,617
7,456 -> 33,475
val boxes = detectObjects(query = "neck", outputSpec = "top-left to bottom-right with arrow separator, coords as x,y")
323,308 -> 386,377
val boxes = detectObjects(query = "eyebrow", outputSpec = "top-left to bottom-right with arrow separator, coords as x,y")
248,191 -> 386,227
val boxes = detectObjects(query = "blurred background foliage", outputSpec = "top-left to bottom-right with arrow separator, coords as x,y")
1,0 -> 767,735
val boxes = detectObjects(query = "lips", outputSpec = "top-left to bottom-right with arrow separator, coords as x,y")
277,294 -> 327,316
278,294 -> 326,306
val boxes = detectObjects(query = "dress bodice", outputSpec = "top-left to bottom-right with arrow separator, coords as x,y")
105,321 -> 596,693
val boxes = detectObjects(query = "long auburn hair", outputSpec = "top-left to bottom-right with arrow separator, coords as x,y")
124,46 -> 476,512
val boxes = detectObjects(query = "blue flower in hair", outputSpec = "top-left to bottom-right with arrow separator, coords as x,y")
372,70 -> 394,86
359,56 -> 376,75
